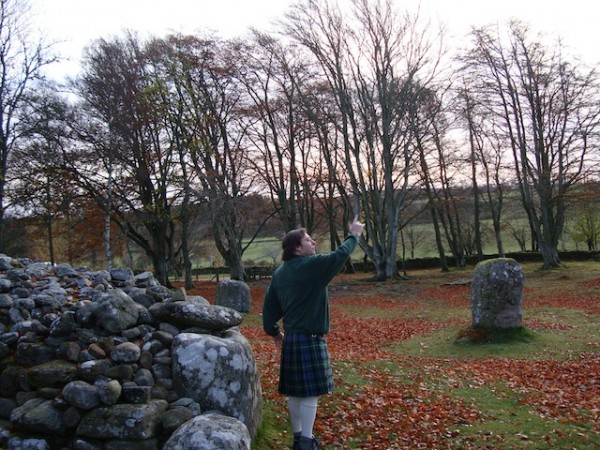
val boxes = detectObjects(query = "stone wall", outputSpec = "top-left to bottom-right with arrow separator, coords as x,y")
0,255 -> 261,450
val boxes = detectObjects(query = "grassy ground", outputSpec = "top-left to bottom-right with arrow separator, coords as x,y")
192,261 -> 600,449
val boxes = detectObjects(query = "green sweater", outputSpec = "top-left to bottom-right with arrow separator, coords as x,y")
262,236 -> 358,337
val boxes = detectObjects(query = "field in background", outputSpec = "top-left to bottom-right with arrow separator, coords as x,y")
234,218 -> 587,267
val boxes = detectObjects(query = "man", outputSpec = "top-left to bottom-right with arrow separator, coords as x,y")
262,220 -> 364,450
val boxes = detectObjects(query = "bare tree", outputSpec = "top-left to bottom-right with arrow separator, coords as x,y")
9,86 -> 72,264
0,0 -> 56,251
72,32 -> 181,285
236,32 -> 325,234
455,82 -> 508,257
153,35 -> 256,281
569,183 -> 600,251
461,20 -> 600,268
282,0 -> 442,280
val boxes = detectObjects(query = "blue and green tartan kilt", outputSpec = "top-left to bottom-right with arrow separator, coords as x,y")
279,332 -> 334,397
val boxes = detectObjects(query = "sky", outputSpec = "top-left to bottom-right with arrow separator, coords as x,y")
30,0 -> 599,81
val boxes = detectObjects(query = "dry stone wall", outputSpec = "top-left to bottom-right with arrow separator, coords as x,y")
0,255 -> 261,450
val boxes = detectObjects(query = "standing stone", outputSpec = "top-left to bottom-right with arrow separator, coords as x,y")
171,331 -> 262,438
215,280 -> 250,313
471,258 -> 524,329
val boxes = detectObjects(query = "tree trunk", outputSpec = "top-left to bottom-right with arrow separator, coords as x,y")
0,172 -> 5,253
492,215 -> 505,257
145,220 -> 171,287
430,205 -> 449,272
180,209 -> 193,290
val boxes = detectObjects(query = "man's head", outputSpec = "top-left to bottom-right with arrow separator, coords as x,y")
281,228 -> 316,261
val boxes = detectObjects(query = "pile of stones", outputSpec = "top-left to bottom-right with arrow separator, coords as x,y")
0,255 -> 261,450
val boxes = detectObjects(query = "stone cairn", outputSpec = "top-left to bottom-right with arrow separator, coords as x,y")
471,258 -> 525,329
0,255 -> 262,450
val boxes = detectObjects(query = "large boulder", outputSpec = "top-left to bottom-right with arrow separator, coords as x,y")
163,412 -> 250,450
91,290 -> 139,333
10,398 -> 68,434
149,301 -> 242,331
215,280 -> 251,313
76,400 -> 168,440
471,258 -> 524,329
171,330 -> 262,437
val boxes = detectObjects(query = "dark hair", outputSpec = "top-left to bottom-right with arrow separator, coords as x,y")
281,228 -> 307,261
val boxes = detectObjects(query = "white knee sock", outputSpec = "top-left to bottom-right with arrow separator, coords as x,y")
287,397 -> 303,434
288,396 -> 319,438
299,396 -> 318,439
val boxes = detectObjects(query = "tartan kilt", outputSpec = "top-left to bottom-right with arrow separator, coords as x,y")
279,332 -> 334,397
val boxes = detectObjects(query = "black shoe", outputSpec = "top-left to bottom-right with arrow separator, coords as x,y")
298,436 -> 321,450
292,432 -> 301,450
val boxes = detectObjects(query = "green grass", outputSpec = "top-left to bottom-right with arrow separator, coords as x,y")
387,307 -> 599,360
447,383 -> 597,449
250,398 -> 291,450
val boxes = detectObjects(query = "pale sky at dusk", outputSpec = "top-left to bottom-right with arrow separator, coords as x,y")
31,0 -> 599,81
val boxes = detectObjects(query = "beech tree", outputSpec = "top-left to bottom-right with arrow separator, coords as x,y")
283,0 -> 442,280
73,32 -> 181,285
413,87 -> 451,271
150,34 -> 257,281
0,0 -> 56,251
461,21 -> 600,268
455,82 -> 508,258
569,183 -> 600,251
9,87 -> 72,264
237,32 -> 308,233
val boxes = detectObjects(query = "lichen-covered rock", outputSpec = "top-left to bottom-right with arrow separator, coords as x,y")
10,398 -> 68,434
26,360 -> 77,388
109,268 -> 134,287
76,400 -> 168,440
148,301 -> 242,331
62,380 -> 100,410
6,436 -> 51,450
163,412 -> 250,450
91,290 -> 139,333
16,342 -> 56,367
172,330 -> 262,437
471,258 -> 524,329
110,342 -> 141,364
215,280 -> 251,313
161,406 -> 194,432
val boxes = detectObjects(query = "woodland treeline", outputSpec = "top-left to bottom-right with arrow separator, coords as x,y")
1,0 -> 599,284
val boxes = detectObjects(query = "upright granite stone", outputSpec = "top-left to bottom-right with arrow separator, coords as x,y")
215,280 -> 251,313
471,258 -> 524,329
171,330 -> 262,438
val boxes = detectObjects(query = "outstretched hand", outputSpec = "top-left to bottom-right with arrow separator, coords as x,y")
349,218 -> 364,237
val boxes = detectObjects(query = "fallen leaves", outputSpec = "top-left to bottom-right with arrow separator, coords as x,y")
185,273 -> 600,448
